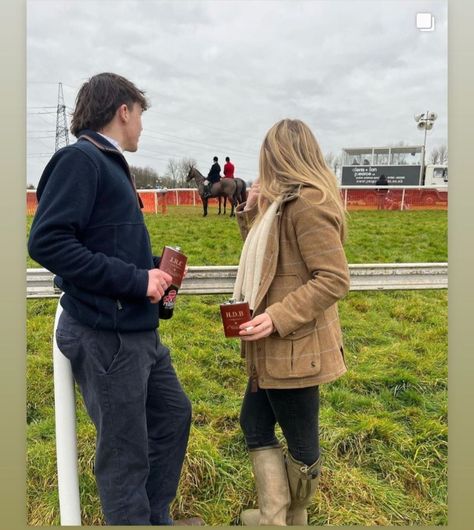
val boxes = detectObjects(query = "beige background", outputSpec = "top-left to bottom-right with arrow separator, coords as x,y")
2,0 -> 472,527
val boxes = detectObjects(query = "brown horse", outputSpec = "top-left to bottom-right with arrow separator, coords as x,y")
186,166 -> 247,217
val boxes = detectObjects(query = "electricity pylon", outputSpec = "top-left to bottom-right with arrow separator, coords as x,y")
55,82 -> 69,152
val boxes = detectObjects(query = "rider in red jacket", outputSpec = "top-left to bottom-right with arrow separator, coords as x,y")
223,156 -> 235,178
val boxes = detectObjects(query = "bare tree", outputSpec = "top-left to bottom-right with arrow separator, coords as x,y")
428,147 -> 440,164
161,157 -> 198,188
428,145 -> 448,165
325,152 -> 342,175
178,157 -> 197,187
438,145 -> 448,164
130,165 -> 160,189
325,152 -> 336,168
163,159 -> 180,188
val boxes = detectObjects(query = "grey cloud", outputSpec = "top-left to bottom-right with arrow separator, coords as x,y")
27,0 -> 447,186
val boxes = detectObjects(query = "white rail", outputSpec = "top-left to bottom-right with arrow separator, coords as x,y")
27,263 -> 448,299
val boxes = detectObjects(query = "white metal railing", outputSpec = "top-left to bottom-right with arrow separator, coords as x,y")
27,263 -> 448,299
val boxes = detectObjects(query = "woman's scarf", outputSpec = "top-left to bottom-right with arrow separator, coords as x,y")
232,199 -> 280,310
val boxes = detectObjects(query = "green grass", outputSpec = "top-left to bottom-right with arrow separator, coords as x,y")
27,207 -> 447,267
26,208 -> 447,525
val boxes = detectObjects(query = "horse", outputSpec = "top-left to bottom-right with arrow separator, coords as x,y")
186,166 -> 247,217
220,176 -> 248,215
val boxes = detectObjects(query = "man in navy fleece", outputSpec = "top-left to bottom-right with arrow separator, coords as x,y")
28,73 -> 203,526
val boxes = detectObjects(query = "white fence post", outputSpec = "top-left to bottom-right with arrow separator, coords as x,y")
53,301 -> 82,526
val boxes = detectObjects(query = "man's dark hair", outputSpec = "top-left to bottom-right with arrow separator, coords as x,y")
70,73 -> 149,137
213,156 -> 218,162
225,156 -> 230,162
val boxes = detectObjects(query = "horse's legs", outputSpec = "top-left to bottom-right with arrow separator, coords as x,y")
229,194 -> 236,217
203,197 -> 208,217
218,196 -> 222,215
223,196 -> 227,215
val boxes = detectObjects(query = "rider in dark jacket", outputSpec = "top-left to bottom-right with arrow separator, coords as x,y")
204,156 -> 221,197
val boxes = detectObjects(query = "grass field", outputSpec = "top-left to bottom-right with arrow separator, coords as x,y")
27,207 -> 447,525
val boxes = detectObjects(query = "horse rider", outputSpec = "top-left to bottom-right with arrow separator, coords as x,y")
204,156 -> 221,198
223,156 -> 235,179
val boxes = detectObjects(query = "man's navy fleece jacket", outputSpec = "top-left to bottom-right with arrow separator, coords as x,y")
28,130 -> 161,332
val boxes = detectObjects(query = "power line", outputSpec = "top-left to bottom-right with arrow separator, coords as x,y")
27,106 -> 57,110
130,149 -> 181,164
141,133 -> 258,164
134,145 -> 256,172
28,130 -> 56,134
146,107 -> 263,144
144,128 -> 259,157
28,81 -> 78,90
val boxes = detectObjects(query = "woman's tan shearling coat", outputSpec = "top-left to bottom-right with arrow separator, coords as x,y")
236,186 -> 350,389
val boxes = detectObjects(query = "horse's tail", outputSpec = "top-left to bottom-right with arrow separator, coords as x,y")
240,179 -> 247,203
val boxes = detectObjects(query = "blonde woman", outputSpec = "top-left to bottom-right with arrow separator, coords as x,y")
233,119 -> 350,526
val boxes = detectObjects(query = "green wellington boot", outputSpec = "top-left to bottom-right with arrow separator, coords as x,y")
285,451 -> 322,526
241,446 -> 291,526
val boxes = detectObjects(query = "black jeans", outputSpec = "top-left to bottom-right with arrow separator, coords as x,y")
56,310 -> 192,525
239,380 -> 320,465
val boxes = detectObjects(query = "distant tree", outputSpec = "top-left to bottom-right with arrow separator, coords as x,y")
179,157 -> 197,188
428,148 -> 440,164
429,145 -> 448,165
27,183 -> 36,190
325,152 -> 342,175
130,165 -> 160,189
438,145 -> 448,164
157,175 -> 176,189
162,157 -> 197,188
325,152 -> 336,168
162,159 -> 180,188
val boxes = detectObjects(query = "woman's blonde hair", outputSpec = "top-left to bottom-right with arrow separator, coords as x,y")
257,118 -> 347,240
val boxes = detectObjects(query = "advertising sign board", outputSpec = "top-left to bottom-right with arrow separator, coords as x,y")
341,165 -> 422,186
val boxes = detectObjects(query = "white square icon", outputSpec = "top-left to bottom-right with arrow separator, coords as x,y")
416,13 -> 435,31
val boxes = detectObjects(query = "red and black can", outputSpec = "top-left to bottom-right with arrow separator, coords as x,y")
158,246 -> 187,320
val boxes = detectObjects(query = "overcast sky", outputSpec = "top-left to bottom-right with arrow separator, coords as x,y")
27,0 -> 447,187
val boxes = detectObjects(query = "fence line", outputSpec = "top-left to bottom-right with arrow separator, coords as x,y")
27,263 -> 448,299
26,186 -> 448,215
